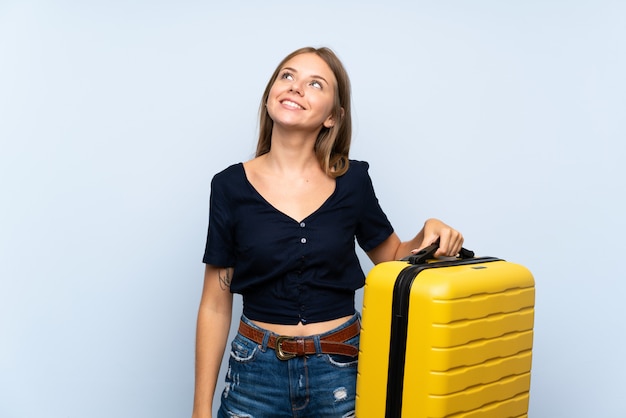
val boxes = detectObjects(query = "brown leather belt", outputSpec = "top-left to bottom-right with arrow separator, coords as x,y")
238,319 -> 360,360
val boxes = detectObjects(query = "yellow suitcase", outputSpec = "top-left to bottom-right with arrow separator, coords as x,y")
356,243 -> 535,417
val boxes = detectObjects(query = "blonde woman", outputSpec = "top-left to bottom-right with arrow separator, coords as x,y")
192,47 -> 464,418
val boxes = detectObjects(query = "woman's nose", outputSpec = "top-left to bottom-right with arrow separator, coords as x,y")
288,81 -> 303,95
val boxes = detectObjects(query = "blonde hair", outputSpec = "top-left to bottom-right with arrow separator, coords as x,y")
256,47 -> 352,177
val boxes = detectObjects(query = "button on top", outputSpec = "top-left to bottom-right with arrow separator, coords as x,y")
300,222 -> 306,228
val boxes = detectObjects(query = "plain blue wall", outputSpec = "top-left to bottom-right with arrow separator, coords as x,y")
1,1 -> 624,416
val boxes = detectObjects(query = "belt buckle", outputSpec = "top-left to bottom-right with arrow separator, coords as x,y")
275,335 -> 296,360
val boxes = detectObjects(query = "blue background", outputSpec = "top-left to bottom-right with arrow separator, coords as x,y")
1,1 -> 624,416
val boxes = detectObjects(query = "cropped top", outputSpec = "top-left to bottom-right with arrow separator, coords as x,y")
202,160 -> 394,325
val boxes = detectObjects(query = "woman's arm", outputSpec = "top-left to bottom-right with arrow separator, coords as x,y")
367,218 -> 464,265
191,264 -> 234,418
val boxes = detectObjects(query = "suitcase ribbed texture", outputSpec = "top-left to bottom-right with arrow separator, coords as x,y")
356,258 -> 534,418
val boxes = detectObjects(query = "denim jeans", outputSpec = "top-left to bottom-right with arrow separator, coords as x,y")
218,313 -> 360,418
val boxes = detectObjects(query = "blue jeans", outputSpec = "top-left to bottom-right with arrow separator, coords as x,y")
218,313 -> 360,418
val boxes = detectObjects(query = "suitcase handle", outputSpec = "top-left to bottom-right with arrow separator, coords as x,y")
403,239 -> 475,265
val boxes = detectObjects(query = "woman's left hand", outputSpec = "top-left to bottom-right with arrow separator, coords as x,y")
413,218 -> 464,258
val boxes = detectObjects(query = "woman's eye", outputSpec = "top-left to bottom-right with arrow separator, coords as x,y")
280,72 -> 294,81
310,80 -> 322,89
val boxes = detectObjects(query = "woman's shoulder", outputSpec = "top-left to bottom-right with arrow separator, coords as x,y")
211,162 -> 245,187
347,159 -> 370,171
343,159 -> 371,179
335,160 -> 373,191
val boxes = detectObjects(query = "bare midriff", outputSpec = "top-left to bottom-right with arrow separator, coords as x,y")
251,315 -> 354,337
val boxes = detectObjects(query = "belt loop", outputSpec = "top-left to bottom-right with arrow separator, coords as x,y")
261,330 -> 271,351
313,335 -> 322,355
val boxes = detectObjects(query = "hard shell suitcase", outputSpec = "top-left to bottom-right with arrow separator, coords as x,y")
355,243 -> 535,417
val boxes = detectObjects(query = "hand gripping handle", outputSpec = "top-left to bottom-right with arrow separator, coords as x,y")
403,239 -> 475,265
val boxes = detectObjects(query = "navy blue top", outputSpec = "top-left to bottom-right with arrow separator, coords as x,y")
202,160 -> 394,325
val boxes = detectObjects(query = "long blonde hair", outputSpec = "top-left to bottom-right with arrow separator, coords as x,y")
255,47 -> 352,178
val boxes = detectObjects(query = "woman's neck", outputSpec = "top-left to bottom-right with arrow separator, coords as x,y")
264,128 -> 321,175
261,148 -> 320,177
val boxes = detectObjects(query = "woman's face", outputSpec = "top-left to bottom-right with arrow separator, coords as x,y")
266,52 -> 338,133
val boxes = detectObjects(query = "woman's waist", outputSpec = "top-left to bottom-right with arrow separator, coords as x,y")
238,312 -> 360,359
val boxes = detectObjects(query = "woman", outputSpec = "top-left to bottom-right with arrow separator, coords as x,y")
192,47 -> 464,418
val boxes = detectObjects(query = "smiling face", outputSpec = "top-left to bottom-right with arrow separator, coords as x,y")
265,52 -> 338,134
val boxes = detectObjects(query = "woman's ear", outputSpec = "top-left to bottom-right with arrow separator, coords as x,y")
323,107 -> 344,128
